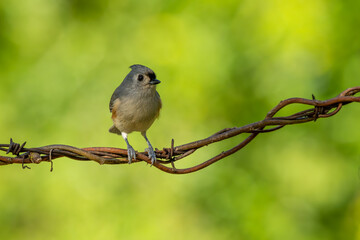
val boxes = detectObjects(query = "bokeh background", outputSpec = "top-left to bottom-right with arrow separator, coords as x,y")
1,0 -> 360,239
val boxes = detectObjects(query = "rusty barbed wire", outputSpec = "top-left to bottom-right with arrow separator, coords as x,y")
0,87 -> 359,174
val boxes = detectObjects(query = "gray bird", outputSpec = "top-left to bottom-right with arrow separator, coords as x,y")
109,64 -> 162,164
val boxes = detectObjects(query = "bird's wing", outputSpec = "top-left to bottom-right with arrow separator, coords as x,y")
109,86 -> 122,112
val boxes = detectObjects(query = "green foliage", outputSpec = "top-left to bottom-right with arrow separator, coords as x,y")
0,0 -> 360,239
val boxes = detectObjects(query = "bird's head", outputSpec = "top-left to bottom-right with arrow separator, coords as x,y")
126,64 -> 161,92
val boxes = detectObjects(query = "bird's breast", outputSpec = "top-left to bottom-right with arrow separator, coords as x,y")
112,92 -> 161,133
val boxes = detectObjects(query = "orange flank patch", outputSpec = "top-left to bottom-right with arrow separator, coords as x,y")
112,108 -> 117,120
111,98 -> 121,120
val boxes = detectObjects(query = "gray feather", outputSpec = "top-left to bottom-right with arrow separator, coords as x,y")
109,125 -> 121,135
109,74 -> 132,112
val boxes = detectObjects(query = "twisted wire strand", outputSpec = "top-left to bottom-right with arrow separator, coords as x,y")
0,87 -> 359,174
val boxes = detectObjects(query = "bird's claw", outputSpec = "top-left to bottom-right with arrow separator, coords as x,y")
145,147 -> 157,165
127,146 -> 136,164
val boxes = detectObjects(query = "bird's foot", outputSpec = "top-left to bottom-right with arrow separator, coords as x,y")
145,146 -> 157,165
127,146 -> 136,164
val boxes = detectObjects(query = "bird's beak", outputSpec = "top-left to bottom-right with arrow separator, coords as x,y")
149,79 -> 161,85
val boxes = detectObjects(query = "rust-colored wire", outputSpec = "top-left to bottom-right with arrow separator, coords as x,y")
0,87 -> 359,174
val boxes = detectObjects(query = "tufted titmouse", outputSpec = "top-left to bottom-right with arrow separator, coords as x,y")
109,64 -> 162,164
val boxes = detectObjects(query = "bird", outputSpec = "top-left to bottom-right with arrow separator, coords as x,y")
109,64 -> 162,164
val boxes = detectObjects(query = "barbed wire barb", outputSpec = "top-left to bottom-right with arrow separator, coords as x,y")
0,86 -> 359,174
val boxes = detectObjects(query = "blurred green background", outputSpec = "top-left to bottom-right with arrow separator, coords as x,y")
1,0 -> 360,239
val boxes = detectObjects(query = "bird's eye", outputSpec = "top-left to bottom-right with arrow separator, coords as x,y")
138,74 -> 144,81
